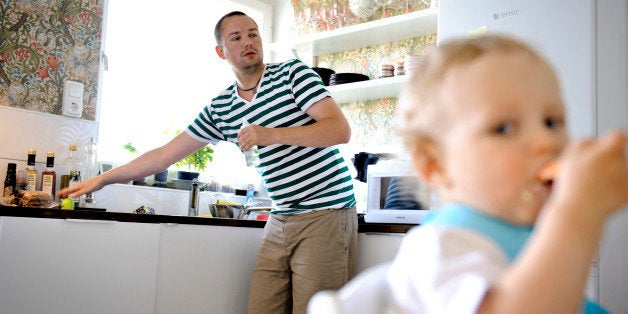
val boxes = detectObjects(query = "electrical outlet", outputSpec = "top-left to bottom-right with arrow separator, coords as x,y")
62,80 -> 84,118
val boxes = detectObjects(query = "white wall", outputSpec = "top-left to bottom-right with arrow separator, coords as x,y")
595,1 -> 628,313
0,106 -> 98,191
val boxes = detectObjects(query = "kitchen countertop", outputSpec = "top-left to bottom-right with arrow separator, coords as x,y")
0,206 -> 416,234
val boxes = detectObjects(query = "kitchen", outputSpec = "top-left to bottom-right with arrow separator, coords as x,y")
1,0 -> 628,313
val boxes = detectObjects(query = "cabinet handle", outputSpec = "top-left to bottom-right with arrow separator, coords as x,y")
64,219 -> 117,224
362,232 -> 405,237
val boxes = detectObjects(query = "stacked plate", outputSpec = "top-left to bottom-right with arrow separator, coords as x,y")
406,55 -> 425,74
329,73 -> 370,85
381,64 -> 394,78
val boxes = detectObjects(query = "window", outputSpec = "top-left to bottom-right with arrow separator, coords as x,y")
98,0 -> 266,186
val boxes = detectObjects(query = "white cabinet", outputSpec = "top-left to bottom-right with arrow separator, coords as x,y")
356,232 -> 404,273
155,223 -> 264,314
0,216 -> 160,314
268,8 -> 438,103
0,214 -> 406,313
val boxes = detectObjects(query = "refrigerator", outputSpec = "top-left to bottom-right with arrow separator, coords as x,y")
437,0 -> 628,312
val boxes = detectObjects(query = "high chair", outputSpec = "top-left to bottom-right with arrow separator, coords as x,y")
307,262 -> 393,314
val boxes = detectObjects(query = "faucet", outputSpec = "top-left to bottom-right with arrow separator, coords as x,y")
188,179 -> 200,216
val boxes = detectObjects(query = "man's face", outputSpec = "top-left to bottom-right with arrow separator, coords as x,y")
216,15 -> 263,72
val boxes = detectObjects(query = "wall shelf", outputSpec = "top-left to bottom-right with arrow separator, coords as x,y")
328,75 -> 409,103
268,8 -> 438,58
269,8 -> 437,103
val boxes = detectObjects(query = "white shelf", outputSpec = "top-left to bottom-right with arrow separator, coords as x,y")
269,8 -> 437,103
328,75 -> 409,103
268,8 -> 438,57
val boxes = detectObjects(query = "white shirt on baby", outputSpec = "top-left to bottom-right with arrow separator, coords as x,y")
386,225 -> 509,313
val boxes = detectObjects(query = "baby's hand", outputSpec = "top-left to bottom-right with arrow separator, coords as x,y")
551,130 -> 628,219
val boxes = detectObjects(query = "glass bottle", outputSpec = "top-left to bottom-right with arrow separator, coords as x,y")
41,152 -> 57,198
25,150 -> 38,191
3,163 -> 17,197
241,119 -> 260,167
83,138 -> 98,207
64,144 -> 82,207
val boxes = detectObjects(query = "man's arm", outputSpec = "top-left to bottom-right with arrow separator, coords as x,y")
237,96 -> 350,151
59,131 -> 208,198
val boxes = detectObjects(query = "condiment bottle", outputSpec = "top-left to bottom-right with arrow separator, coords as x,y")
41,152 -> 57,198
25,149 -> 38,191
64,144 -> 82,207
83,138 -> 97,207
3,163 -> 17,197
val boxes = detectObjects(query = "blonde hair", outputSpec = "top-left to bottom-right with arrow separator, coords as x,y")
398,35 -> 547,148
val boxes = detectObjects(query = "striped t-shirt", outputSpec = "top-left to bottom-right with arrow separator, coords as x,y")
185,59 -> 356,214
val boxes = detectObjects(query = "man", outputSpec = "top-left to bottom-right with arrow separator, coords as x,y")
60,11 -> 357,314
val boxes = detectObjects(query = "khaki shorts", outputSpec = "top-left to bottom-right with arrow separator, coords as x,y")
247,207 -> 358,314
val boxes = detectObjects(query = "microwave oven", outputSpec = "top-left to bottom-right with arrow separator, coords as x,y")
364,160 -> 433,224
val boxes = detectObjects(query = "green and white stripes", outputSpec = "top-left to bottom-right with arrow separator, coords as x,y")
186,59 -> 355,213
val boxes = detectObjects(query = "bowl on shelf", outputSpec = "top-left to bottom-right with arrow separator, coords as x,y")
329,73 -> 370,85
312,67 -> 336,86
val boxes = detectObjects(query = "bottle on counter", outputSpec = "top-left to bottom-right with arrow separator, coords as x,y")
41,152 -> 57,198
3,163 -> 17,197
25,150 -> 38,191
16,170 -> 27,191
64,144 -> 82,207
241,119 -> 260,167
83,138 -> 98,207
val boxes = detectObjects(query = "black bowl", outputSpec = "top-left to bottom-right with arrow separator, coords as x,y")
312,67 -> 336,86
329,73 -> 370,85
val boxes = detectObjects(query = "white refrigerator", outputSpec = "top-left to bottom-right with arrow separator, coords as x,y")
437,0 -> 628,312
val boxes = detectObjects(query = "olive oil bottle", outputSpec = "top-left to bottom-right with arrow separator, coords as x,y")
41,152 -> 57,197
25,150 -> 38,191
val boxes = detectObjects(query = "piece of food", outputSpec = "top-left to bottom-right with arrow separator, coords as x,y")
60,198 -> 75,210
16,190 -> 53,207
537,161 -> 560,182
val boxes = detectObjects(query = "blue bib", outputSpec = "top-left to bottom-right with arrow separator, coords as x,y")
425,203 -> 608,314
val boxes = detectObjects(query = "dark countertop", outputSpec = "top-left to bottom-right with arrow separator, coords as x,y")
0,206 -> 416,234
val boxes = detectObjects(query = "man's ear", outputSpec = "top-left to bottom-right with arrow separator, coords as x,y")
215,45 -> 225,60
410,140 -> 448,188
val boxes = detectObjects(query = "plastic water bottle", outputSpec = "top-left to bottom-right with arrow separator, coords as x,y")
83,138 -> 98,207
64,144 -> 82,207
241,119 -> 260,167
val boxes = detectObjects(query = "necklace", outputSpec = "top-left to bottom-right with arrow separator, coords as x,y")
237,75 -> 262,92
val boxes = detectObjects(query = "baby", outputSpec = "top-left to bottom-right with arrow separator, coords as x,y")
388,35 -> 628,313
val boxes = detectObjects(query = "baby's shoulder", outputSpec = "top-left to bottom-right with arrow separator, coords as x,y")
400,225 -> 508,262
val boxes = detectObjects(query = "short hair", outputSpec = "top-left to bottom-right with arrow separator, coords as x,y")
398,34 -> 549,147
214,11 -> 255,46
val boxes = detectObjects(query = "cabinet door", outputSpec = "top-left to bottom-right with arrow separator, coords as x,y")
357,232 -> 404,273
0,216 -> 160,314
155,223 -> 263,314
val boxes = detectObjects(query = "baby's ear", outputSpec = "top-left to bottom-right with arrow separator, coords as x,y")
410,140 -> 448,188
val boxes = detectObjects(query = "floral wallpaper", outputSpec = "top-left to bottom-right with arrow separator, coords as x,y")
317,34 -> 437,147
0,0 -> 104,120
290,0 -> 430,37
